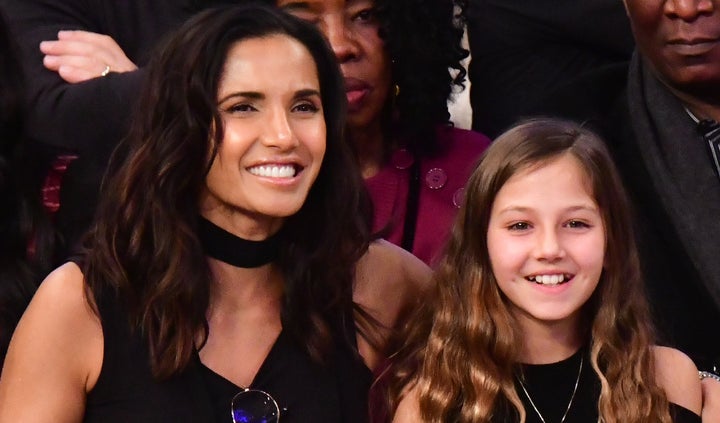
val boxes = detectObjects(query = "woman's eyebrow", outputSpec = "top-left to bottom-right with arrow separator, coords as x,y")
217,91 -> 264,104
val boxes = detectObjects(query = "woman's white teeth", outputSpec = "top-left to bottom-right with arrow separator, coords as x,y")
249,165 -> 296,178
529,274 -> 567,285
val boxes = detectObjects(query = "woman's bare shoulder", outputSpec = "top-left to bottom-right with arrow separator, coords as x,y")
0,262 -> 103,422
357,240 -> 432,291
353,240 -> 432,324
25,262 -> 97,328
352,240 -> 432,370
653,345 -> 702,415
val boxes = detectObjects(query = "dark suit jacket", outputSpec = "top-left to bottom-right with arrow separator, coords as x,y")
466,0 -> 635,138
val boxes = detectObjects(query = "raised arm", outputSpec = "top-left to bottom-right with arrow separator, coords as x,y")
0,262 -> 103,423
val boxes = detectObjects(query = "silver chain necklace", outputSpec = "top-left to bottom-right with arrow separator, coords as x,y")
516,355 -> 583,423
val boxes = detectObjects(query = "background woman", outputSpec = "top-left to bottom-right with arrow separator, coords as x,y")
275,0 -> 492,264
0,4 -> 428,422
389,118 -> 701,422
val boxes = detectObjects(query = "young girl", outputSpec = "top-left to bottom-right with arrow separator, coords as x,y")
388,118 -> 702,422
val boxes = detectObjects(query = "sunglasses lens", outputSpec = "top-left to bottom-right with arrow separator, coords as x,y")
231,390 -> 280,423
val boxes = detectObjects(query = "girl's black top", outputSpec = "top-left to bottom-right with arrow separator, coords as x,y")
490,347 -> 700,423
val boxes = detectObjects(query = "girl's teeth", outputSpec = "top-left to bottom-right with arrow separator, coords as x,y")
530,274 -> 567,285
249,165 -> 296,178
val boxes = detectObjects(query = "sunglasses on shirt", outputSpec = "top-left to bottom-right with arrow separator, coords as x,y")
231,388 -> 280,423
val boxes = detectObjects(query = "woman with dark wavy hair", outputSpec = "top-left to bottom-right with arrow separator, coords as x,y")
0,4 -> 429,422
274,0 -> 491,265
388,119 -> 702,422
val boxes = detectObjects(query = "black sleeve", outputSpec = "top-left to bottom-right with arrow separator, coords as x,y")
466,0 -> 635,138
0,0 -> 156,160
0,0 -> 188,256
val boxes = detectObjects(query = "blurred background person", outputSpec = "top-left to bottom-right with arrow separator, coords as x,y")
466,0 -> 635,138
0,0 -> 243,258
275,0 -> 492,265
0,8 -> 55,367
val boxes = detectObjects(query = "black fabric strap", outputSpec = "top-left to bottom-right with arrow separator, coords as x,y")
197,216 -> 280,268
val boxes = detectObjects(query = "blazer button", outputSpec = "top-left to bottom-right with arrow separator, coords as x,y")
391,148 -> 414,170
425,168 -> 447,189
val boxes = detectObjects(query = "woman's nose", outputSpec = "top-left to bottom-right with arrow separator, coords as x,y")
261,108 -> 298,150
324,19 -> 360,63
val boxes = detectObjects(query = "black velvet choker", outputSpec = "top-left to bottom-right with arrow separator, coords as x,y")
197,216 -> 280,268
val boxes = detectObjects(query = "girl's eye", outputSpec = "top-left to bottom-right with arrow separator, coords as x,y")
566,220 -> 590,229
508,222 -> 531,231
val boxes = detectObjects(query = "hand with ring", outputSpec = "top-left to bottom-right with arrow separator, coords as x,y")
40,30 -> 138,83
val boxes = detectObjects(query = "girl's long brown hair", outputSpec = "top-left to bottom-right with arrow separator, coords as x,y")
387,118 -> 671,422
81,4 -> 371,380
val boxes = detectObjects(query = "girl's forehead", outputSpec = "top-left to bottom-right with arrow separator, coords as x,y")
494,154 -> 597,207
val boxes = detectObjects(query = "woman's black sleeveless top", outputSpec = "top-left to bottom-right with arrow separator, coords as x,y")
83,291 -> 372,423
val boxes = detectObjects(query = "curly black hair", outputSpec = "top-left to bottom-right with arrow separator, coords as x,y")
376,0 -> 468,157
